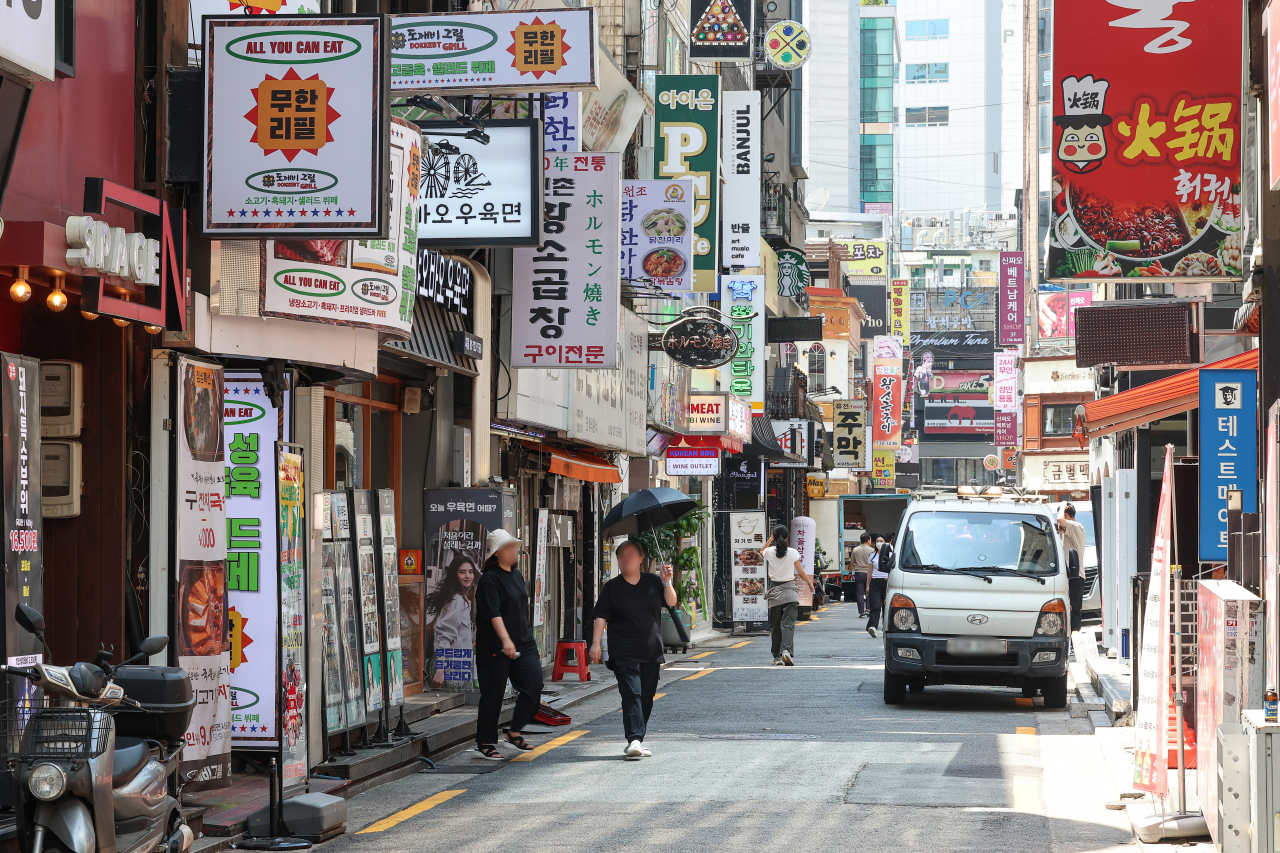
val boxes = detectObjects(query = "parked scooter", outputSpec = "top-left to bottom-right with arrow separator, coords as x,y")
1,604 -> 197,853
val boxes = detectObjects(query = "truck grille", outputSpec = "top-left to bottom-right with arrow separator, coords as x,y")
934,651 -> 1020,667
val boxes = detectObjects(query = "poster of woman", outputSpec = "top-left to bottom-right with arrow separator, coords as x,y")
424,555 -> 478,687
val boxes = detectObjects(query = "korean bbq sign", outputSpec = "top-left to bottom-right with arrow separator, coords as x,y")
1050,0 -> 1243,280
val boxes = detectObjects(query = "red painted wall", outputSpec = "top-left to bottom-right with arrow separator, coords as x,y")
0,0 -> 135,226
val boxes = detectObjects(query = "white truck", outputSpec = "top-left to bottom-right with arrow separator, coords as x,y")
880,490 -> 1072,707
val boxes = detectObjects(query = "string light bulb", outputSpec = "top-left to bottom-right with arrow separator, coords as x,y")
9,266 -> 31,303
46,278 -> 68,312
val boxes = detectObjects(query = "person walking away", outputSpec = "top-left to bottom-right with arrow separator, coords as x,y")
866,533 -> 894,638
848,532 -> 875,618
473,530 -> 542,760
589,540 -> 675,760
762,525 -> 814,666
1059,504 -> 1087,632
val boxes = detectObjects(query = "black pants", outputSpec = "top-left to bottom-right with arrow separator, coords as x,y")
475,640 -> 542,746
867,577 -> 888,629
613,661 -> 661,742
769,601 -> 798,659
847,574 -> 868,615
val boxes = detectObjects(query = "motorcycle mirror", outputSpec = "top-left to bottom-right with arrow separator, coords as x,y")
15,604 -> 45,636
138,635 -> 168,657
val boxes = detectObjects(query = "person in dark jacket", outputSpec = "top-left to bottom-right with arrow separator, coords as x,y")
472,529 -> 542,760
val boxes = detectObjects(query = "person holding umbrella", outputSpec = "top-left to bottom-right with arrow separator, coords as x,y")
762,525 -> 814,666
589,539 -> 676,759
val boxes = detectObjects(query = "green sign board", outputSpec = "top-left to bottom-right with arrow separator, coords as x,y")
776,248 -> 811,304
655,74 -> 720,293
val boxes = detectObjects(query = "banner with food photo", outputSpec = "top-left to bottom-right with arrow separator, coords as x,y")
621,179 -> 695,294
1049,0 -> 1244,281
730,511 -> 768,626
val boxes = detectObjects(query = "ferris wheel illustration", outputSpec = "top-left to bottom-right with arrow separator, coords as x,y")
421,148 -> 451,198
453,154 -> 479,185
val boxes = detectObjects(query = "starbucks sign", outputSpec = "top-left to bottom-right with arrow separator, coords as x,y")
777,248 -> 810,309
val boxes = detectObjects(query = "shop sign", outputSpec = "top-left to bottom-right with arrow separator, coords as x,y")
791,515 -> 815,608
871,340 -> 903,450
995,412 -> 1018,446
417,120 -> 542,248
388,8 -> 598,92
776,249 -> 811,299
806,474 -> 827,498
656,74 -> 720,292
1272,2 -> 1280,190
418,250 -> 473,316
1001,446 -> 1018,469
173,356 -> 232,790
847,284 -> 887,337
725,274 -> 766,411
512,152 -> 620,367
623,309 -> 648,456
689,0 -> 754,61
650,355 -> 690,434
569,311 -> 627,451
685,392 -> 749,441
730,511 -> 768,623
720,90 -> 760,267
0,0 -> 53,81
1199,369 -> 1257,561
224,373 -> 289,751
534,509 -> 548,627
771,418 -> 813,467
203,17 -> 388,238
1050,0 -> 1243,281
261,119 -> 419,337
661,313 -> 739,369
999,251 -> 1024,344
890,279 -> 910,346
621,179 -> 695,294
764,20 -> 811,69
581,50 -> 646,153
911,329 -> 995,360
836,240 -> 888,277
545,92 -> 580,152
276,448 -> 308,785
918,369 -> 991,398
65,218 -> 161,285
831,399 -> 868,470
1,354 -> 43,710
1038,290 -> 1094,339
994,350 -> 1018,411
451,331 -> 483,359
924,396 -> 994,435
665,446 -> 720,476
871,448 -> 895,488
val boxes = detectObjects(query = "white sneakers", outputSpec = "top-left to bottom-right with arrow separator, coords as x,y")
639,744 -> 652,758
781,650 -> 794,666
772,658 -> 784,666
624,740 -> 643,760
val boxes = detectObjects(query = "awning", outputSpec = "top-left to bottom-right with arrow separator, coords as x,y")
521,441 -> 621,484
671,434 -> 744,454
741,414 -> 792,459
382,298 -> 478,376
1083,348 -> 1258,438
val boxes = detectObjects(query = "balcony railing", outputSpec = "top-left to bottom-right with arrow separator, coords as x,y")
761,184 -> 805,246
766,366 -> 809,420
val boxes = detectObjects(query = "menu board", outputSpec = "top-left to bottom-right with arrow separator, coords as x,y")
730,511 -> 767,626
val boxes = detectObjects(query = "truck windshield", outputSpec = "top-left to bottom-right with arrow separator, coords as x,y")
900,510 -> 1059,576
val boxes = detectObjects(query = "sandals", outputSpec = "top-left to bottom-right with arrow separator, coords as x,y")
503,730 -> 535,751
474,745 -> 504,760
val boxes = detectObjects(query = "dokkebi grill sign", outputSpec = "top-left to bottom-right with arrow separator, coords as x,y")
1049,0 -> 1243,281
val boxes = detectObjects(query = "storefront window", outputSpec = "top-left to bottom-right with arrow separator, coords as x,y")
334,402 -> 363,491
325,378 -> 402,508
1043,405 -> 1076,436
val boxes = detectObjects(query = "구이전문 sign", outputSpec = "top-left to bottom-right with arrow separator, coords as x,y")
203,17 -> 388,238
389,9 -> 598,93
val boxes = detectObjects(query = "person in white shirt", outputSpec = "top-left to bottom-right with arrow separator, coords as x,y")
1058,504 -> 1087,568
760,525 -> 814,666
866,533 -> 894,638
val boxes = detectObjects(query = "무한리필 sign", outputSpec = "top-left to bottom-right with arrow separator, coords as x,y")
656,75 -> 720,292
203,17 -> 388,238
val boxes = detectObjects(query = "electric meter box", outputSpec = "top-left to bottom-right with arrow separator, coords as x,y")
40,361 -> 83,438
41,440 -> 82,518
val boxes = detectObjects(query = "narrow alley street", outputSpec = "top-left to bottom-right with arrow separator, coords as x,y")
326,603 -> 1135,853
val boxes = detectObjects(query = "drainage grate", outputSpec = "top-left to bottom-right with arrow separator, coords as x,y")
698,733 -> 818,740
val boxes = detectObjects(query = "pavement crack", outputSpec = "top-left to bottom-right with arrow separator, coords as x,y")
840,761 -> 868,803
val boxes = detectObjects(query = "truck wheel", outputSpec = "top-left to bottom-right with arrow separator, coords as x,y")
1041,674 -> 1068,708
908,682 -> 924,694
883,669 -> 907,704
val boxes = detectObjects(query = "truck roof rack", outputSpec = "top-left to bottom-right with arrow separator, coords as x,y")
910,485 -> 1049,503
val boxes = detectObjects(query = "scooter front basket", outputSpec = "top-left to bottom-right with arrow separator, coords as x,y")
0,699 -> 110,761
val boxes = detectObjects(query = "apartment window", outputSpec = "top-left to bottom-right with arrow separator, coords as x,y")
905,62 -> 948,83
905,106 -> 948,127
1043,405 -> 1076,436
807,345 -> 827,392
905,19 -> 948,41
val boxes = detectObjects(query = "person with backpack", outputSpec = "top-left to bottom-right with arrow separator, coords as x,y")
866,533 -> 894,638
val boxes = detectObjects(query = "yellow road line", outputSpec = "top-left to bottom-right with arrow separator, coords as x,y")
1015,726 -> 1036,735
688,651 -> 716,659
356,789 -> 466,833
1014,697 -> 1033,707
682,668 -> 718,680
617,693 -> 666,711
511,729 -> 589,761
728,641 -> 752,649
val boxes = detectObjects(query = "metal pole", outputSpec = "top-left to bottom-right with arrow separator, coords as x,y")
1169,443 -> 1186,813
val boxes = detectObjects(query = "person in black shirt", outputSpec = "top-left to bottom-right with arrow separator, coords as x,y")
473,529 -> 543,760
589,539 -> 676,760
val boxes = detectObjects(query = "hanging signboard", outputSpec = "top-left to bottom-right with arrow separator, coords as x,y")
417,119 -> 542,248
1050,0 -> 1244,281
764,20 -> 811,69
871,448 -> 895,488
847,284 -> 887,338
661,313 -> 739,369
772,419 -> 814,467
1199,369 -> 1257,561
350,490 -> 383,715
225,373 -> 290,750
2,355 -> 43,711
721,90 -> 761,267
832,399 -> 868,470
569,310 -> 628,451
621,179 -> 695,294
835,240 -> 888,277
890,279 -> 910,346
512,151 -> 620,367
777,249 -> 811,300
686,392 -> 750,441
260,118 -> 419,337
665,446 -> 721,476
995,412 -> 1018,446
689,0 -> 754,61
623,309 -> 649,456
388,8 -> 598,93
275,445 -> 308,789
203,16 -> 388,238
725,275 -> 766,411
581,49 -> 647,153
999,251 -> 1024,344
173,356 -> 232,790
871,342 -> 903,450
656,74 -> 720,292
375,489 -> 405,707
730,511 -> 768,624
994,350 -> 1018,412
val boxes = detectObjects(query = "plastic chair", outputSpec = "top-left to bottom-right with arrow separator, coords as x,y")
551,640 -> 590,682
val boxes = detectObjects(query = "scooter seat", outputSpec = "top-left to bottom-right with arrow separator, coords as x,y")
112,737 -> 150,787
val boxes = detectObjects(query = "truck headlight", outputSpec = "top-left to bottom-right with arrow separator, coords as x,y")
1035,599 -> 1067,637
888,593 -> 920,633
28,763 -> 66,801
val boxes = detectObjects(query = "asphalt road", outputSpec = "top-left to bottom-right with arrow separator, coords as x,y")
326,601 -> 1137,853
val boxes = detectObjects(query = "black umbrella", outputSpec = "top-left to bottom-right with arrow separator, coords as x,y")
601,487 -> 695,644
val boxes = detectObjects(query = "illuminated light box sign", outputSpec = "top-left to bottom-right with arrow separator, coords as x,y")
665,446 -> 721,476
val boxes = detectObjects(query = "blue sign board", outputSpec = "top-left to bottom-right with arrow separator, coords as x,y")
1199,369 -> 1257,561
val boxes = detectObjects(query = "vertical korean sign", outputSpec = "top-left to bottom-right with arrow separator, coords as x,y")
276,447 -> 307,788
831,399 -> 868,470
513,153 -> 621,367
998,251 -> 1024,344
656,75 -> 720,292
1199,369 -> 1257,561
724,275 -> 766,412
175,357 -> 232,790
720,89 -> 761,268
224,374 -> 287,749
1050,0 -> 1244,281
994,350 -> 1019,446
871,336 -> 903,489
730,512 -> 767,625
2,355 -> 42,707
1134,446 -> 1174,795
621,179 -> 695,294
890,279 -> 910,346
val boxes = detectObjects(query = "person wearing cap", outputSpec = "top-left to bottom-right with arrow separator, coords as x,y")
473,529 -> 542,760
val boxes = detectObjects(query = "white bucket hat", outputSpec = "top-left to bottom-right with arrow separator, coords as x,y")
485,528 -> 522,560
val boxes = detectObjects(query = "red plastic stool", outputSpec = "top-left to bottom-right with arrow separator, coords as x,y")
551,640 -> 590,682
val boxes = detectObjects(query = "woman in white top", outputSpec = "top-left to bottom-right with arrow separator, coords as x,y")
760,525 -> 814,666
866,534 -> 893,638
425,555 -> 478,686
